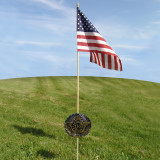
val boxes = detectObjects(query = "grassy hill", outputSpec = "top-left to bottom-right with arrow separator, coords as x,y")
0,76 -> 159,160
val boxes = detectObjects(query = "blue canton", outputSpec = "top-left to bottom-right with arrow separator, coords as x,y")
77,8 -> 99,33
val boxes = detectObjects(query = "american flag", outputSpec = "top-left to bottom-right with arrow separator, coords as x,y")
77,7 -> 122,71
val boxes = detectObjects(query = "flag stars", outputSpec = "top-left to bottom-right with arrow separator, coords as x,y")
77,9 -> 99,33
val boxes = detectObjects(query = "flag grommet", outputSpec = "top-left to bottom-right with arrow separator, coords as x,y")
65,113 -> 91,138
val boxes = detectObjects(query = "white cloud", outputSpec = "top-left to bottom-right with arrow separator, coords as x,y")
120,57 -> 135,62
120,56 -> 141,67
30,0 -> 75,20
156,10 -> 160,15
152,21 -> 160,24
132,28 -> 157,40
95,22 -> 129,39
15,40 -> 62,47
79,53 -> 90,57
22,51 -> 76,67
29,17 -> 75,33
41,54 -> 76,69
0,0 -> 76,34
112,44 -> 148,50
95,19 -> 159,41
22,0 -> 76,34
31,0 -> 65,10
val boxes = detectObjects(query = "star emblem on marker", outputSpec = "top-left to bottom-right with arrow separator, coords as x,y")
65,113 -> 91,138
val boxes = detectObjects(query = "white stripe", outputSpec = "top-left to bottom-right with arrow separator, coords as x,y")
78,46 -> 116,54
117,57 -> 120,71
98,53 -> 102,67
94,52 -> 99,65
92,52 -> 95,63
77,31 -> 103,37
111,55 -> 115,70
77,38 -> 109,46
105,54 -> 108,68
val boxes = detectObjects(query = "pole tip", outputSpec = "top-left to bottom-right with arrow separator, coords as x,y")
77,2 -> 79,8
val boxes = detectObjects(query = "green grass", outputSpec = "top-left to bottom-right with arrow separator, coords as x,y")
0,76 -> 159,160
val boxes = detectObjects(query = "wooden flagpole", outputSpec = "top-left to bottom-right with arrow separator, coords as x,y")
77,2 -> 79,114
77,3 -> 79,160
77,53 -> 79,114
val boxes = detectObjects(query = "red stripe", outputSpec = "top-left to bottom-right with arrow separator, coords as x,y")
77,35 -> 106,41
78,49 -> 117,57
108,55 -> 112,69
119,59 -> 122,71
90,52 -> 92,62
114,56 -> 118,70
101,53 -> 105,68
78,49 -> 90,52
77,42 -> 113,50
88,51 -> 122,71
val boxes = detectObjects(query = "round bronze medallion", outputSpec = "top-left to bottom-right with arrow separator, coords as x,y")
65,113 -> 91,138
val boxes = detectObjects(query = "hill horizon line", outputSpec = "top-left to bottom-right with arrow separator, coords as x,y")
0,76 -> 159,84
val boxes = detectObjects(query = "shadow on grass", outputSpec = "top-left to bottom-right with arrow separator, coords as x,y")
13,125 -> 55,138
37,149 -> 55,159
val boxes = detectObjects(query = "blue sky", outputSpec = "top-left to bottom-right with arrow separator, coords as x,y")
0,0 -> 160,82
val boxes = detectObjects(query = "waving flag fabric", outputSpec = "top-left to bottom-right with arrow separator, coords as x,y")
77,7 -> 122,71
